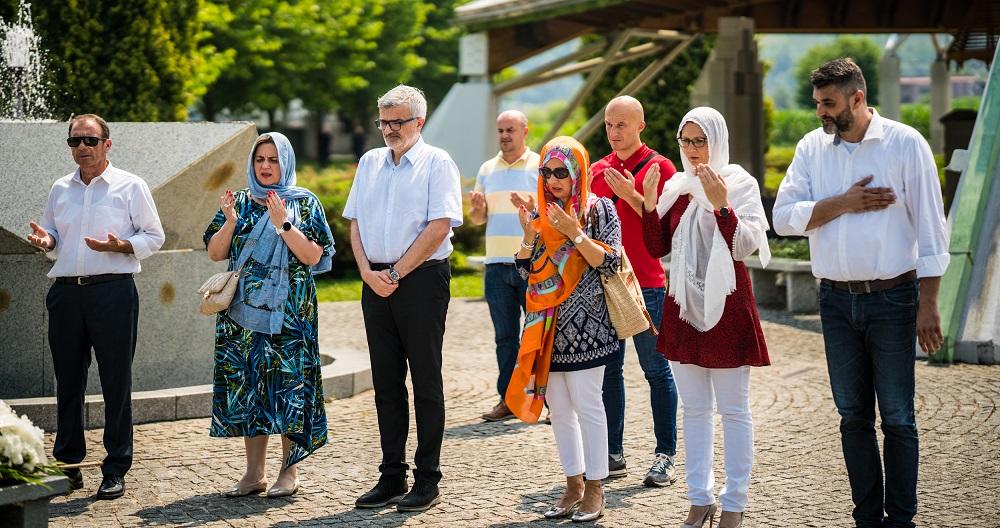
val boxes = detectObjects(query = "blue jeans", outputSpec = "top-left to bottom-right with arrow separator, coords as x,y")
484,263 -> 527,398
602,287 -> 678,456
819,281 -> 919,528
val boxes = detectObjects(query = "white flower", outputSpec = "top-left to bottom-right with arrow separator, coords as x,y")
0,399 -> 49,474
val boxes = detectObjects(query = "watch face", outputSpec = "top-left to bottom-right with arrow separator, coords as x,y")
282,221 -> 292,231
388,268 -> 400,282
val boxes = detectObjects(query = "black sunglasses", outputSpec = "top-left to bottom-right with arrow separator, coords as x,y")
373,117 -> 418,131
67,136 -> 104,148
539,167 -> 571,179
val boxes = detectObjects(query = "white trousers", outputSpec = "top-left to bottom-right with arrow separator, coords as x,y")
546,366 -> 609,480
671,361 -> 753,512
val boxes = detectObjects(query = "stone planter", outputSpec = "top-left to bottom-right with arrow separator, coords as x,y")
0,476 -> 69,527
745,256 -> 818,313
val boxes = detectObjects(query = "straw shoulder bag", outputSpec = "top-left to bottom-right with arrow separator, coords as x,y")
197,267 -> 241,315
601,247 -> 657,339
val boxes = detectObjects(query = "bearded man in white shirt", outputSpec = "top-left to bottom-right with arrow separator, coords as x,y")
26,114 -> 165,500
773,59 -> 949,528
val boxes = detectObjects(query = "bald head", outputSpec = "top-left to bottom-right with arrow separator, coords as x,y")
497,110 -> 529,160
497,110 -> 528,128
604,96 -> 646,157
605,96 -> 644,122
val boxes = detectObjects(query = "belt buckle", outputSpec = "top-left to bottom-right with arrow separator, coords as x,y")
76,276 -> 86,286
847,281 -> 871,294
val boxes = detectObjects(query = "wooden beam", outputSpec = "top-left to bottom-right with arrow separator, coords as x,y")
493,41 -> 607,95
575,35 -> 699,143
538,30 -> 633,148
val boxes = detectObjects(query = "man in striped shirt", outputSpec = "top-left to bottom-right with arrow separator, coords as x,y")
470,110 -> 540,422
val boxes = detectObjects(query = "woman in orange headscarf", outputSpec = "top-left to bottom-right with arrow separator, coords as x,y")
506,136 -> 622,522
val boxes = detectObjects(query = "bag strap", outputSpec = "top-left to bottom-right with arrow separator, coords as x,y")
610,152 -> 659,205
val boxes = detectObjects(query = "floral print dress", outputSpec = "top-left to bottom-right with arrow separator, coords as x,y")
203,189 -> 333,466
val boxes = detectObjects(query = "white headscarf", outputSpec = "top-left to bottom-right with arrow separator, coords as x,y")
656,107 -> 770,332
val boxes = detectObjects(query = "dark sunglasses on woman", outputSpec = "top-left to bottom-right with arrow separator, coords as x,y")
67,136 -> 104,148
539,167 -> 571,179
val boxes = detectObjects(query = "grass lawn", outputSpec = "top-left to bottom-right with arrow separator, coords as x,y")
316,271 -> 484,302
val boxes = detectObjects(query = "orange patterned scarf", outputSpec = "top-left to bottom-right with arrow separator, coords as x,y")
505,136 -> 606,423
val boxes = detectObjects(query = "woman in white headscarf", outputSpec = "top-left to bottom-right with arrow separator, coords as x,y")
640,107 -> 770,528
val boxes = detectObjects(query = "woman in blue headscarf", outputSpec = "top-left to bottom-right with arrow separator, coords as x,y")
204,132 -> 334,498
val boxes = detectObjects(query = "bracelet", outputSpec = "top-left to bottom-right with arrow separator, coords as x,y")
520,239 -> 534,250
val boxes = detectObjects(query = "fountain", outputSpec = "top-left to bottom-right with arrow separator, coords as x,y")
0,0 -> 49,120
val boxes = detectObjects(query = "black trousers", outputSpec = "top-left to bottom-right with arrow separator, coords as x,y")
361,261 -> 450,485
46,277 -> 138,477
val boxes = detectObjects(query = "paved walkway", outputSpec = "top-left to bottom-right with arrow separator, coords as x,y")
47,299 -> 1000,527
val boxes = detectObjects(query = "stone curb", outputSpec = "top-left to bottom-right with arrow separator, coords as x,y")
5,347 -> 371,433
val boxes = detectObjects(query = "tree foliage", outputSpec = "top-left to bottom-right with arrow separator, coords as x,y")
794,36 -> 881,108
3,0 -> 205,121
581,35 -> 715,164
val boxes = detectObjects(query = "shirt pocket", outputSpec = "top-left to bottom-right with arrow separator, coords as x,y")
94,203 -> 132,239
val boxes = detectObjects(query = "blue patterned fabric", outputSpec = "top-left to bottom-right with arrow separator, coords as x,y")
203,190 -> 333,466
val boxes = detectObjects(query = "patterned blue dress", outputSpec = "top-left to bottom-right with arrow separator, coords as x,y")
203,189 -> 333,466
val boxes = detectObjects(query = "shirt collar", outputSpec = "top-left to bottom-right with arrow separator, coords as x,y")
611,144 -> 650,168
494,147 -> 534,168
385,137 -> 427,167
72,161 -> 115,185
828,108 -> 883,146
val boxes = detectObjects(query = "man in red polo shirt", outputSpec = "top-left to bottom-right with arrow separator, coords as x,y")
590,95 -> 679,487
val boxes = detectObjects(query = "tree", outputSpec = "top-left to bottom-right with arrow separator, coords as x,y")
4,0 -> 206,121
581,35 -> 716,164
794,36 -> 881,108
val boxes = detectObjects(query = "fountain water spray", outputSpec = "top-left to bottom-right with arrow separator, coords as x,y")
1,0 -> 50,120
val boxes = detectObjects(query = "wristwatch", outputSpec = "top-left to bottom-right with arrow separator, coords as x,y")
274,221 -> 292,234
387,265 -> 401,283
718,206 -> 731,218
573,233 -> 586,244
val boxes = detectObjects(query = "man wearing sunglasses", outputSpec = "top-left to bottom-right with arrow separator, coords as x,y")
26,114 -> 165,501
469,110 -> 540,423
589,95 -> 680,489
345,85 -> 462,512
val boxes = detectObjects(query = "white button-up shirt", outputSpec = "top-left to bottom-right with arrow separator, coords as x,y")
40,163 -> 165,278
343,138 -> 463,264
773,109 -> 950,281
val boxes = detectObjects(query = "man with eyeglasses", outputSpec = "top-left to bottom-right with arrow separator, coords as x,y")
345,85 -> 462,512
26,114 -> 165,500
468,110 -> 539,423
589,95 -> 680,488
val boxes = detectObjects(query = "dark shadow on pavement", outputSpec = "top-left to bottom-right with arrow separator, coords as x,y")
444,418 -> 540,439
131,492 -> 285,526
270,507 -> 433,528
49,494 -> 97,519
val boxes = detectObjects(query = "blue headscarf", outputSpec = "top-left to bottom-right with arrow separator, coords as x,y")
227,131 -> 334,335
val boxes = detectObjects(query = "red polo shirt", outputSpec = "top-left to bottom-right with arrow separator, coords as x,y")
590,144 -> 677,289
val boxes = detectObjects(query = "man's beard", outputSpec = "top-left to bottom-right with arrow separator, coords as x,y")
822,107 -> 853,135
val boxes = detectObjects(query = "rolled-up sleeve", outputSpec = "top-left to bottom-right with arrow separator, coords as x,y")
126,179 -> 164,260
905,134 -> 950,278
773,141 -> 817,237
428,155 -> 463,227
39,185 -> 60,254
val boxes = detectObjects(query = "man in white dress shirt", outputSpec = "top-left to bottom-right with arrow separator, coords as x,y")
26,114 -> 165,500
773,59 -> 949,528
344,85 -> 463,512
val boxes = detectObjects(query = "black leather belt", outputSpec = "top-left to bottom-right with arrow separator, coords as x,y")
821,270 -> 917,294
55,273 -> 133,286
370,259 -> 447,271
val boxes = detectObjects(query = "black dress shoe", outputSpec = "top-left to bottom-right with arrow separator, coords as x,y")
355,478 -> 408,508
63,468 -> 84,491
96,475 -> 125,500
396,481 -> 441,512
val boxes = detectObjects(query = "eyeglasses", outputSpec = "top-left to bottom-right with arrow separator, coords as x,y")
677,136 -> 708,149
67,136 -> 104,148
539,167 -> 571,180
373,117 -> 418,131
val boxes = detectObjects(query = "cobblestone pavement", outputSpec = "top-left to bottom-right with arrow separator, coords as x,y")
47,299 -> 1000,527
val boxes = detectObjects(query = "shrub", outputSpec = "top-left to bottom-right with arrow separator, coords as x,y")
769,238 -> 810,260
901,103 -> 930,140
770,109 -> 818,147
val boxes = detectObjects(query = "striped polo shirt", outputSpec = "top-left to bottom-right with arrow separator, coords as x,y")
474,148 -> 540,264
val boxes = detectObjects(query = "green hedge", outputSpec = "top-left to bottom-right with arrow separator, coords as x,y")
769,238 -> 810,260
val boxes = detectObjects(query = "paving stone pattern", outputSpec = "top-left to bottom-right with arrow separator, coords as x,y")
47,300 -> 1000,527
